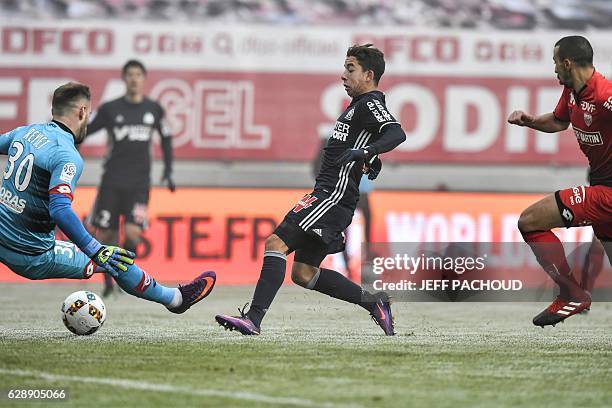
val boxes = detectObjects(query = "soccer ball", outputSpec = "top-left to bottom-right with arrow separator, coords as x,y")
61,291 -> 106,335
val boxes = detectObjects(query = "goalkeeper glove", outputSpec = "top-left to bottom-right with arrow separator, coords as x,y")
91,246 -> 135,277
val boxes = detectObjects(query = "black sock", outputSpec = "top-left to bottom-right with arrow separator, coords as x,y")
123,239 -> 138,255
311,268 -> 377,311
247,251 -> 287,327
104,272 -> 113,288
118,239 -> 138,294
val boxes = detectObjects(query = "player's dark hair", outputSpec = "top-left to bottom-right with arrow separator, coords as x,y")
122,59 -> 147,76
555,36 -> 593,67
346,44 -> 385,84
51,82 -> 91,117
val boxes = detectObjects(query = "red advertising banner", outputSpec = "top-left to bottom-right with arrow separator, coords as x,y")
0,188 -> 605,285
0,68 -> 587,164
2,23 -> 608,165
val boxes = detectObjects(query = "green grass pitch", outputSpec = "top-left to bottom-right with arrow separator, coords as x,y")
1,283 -> 611,408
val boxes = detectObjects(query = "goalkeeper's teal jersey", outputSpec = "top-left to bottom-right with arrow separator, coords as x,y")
0,121 -> 83,255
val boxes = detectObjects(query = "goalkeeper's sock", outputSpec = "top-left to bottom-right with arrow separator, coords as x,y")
168,289 -> 182,308
112,263 -> 176,306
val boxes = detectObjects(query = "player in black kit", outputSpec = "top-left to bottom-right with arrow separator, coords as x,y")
216,44 -> 406,336
87,60 -> 175,296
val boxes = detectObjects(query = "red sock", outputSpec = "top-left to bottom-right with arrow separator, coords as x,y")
580,242 -> 605,295
522,230 -> 584,299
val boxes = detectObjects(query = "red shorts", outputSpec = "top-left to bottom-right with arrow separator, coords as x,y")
555,185 -> 612,241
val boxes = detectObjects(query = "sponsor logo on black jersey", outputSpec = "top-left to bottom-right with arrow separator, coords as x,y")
344,107 -> 355,121
331,121 -> 350,142
113,125 -> 154,141
293,194 -> 318,213
367,100 -> 392,123
573,127 -> 603,146
373,99 -> 392,121
143,112 -> 155,125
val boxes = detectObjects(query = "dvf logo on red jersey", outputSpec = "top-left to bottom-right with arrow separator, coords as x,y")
292,194 -> 318,213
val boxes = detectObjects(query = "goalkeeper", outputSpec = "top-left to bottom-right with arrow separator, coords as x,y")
0,82 -> 215,313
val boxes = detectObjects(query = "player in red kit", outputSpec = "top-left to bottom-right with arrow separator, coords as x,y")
508,36 -> 612,327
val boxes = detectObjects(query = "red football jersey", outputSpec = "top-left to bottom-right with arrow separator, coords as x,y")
554,71 -> 612,186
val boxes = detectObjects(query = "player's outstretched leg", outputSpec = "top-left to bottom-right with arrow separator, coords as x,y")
298,266 -> 395,336
7,241 -> 216,313
110,264 -> 216,314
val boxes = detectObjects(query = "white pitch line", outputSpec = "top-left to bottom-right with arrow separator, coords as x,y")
0,368 -> 362,408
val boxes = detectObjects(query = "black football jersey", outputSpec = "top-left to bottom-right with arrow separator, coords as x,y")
88,96 -> 170,187
315,90 -> 399,208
